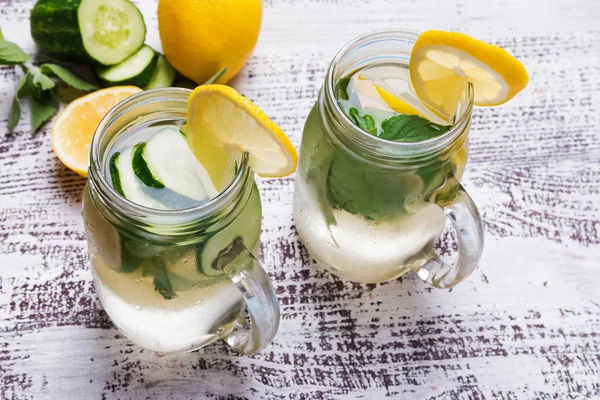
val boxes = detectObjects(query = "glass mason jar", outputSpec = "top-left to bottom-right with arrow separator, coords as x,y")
293,30 -> 484,288
82,89 -> 279,355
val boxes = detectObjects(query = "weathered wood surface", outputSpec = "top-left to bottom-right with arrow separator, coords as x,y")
1,0 -> 600,398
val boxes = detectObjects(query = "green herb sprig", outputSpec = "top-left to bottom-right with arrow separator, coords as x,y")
1,31 -> 98,133
380,114 -> 451,142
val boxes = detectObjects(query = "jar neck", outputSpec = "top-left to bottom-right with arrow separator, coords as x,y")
88,88 -> 254,240
319,29 -> 474,169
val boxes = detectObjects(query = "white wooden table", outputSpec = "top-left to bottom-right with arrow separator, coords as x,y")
1,0 -> 599,398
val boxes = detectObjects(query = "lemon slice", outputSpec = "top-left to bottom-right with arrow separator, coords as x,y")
51,86 -> 142,177
410,30 -> 529,118
374,82 -> 450,125
187,85 -> 298,186
356,65 -> 450,124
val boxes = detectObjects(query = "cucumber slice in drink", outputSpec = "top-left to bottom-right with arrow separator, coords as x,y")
138,127 -> 219,201
131,143 -> 165,188
145,54 -> 177,89
109,146 -> 167,209
96,45 -> 158,87
31,0 -> 146,66
198,185 -> 261,276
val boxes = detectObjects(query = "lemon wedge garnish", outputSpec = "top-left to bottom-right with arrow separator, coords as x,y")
410,30 -> 529,118
187,85 -> 298,187
51,86 -> 142,177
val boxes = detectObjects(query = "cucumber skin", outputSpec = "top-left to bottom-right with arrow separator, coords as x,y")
31,0 -> 89,63
131,143 -> 165,188
109,152 -> 125,196
30,0 -> 146,66
96,53 -> 159,88
145,54 -> 177,90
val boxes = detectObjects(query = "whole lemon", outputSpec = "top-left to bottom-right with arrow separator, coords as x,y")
158,0 -> 263,84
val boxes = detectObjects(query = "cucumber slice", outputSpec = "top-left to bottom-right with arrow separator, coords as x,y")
96,45 -> 158,87
198,185 -> 261,276
78,0 -> 146,65
31,0 -> 146,66
140,127 -> 218,201
145,54 -> 177,89
131,143 -> 165,188
109,146 -> 167,209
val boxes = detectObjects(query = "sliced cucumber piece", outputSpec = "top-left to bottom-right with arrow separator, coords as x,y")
109,151 -> 125,196
96,45 -> 157,87
198,185 -> 261,276
145,54 -> 177,89
141,127 -> 219,201
110,146 -> 167,209
79,0 -> 146,65
132,142 -> 165,188
31,0 -> 146,66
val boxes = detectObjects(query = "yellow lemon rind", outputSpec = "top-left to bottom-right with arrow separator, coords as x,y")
187,84 -> 298,178
411,30 -> 529,107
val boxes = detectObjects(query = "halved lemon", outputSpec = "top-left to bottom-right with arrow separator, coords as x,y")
51,86 -> 142,177
187,85 -> 298,187
410,30 -> 529,118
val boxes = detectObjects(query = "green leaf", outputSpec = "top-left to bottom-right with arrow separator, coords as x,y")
8,96 -> 21,132
380,114 -> 451,142
8,73 -> 34,133
41,64 -> 98,91
30,67 -> 55,91
0,26 -> 4,40
326,152 -> 409,221
144,258 -> 177,300
30,87 -> 59,133
334,76 -> 351,100
203,67 -> 228,85
0,39 -> 30,65
17,72 -> 33,98
348,107 -> 377,135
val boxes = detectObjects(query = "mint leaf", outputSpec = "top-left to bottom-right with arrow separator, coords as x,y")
203,67 -> 228,85
334,76 -> 351,100
41,64 -> 98,91
30,67 -> 55,91
348,107 -> 377,135
31,87 -> 59,133
380,114 -> 451,142
7,74 -> 33,132
17,72 -> 33,98
8,96 -> 20,132
0,39 -> 30,65
144,258 -> 177,300
327,153 -> 408,220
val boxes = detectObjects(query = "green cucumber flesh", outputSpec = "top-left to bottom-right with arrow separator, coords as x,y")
141,127 -> 219,201
96,45 -> 157,87
145,54 -> 177,89
110,146 -> 167,209
198,185 -> 261,277
78,0 -> 146,65
31,0 -> 146,65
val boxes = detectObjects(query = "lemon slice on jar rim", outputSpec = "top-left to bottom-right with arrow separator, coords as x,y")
410,30 -> 529,119
186,85 -> 298,188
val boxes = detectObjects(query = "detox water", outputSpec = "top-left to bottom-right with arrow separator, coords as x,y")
294,61 -> 468,283
84,120 -> 262,353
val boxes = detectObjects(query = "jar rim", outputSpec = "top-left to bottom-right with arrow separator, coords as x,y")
89,88 -> 254,229
323,29 -> 474,162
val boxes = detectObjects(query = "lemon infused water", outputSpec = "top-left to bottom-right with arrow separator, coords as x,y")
83,89 -> 272,354
294,30 -> 483,286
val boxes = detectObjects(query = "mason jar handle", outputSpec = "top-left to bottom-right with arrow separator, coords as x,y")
213,237 -> 280,355
416,178 -> 484,288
